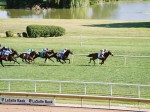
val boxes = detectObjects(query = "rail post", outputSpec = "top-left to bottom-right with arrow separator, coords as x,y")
110,83 -> 113,96
80,35 -> 83,46
8,80 -> 10,92
59,82 -> 62,94
71,55 -> 74,64
138,84 -> 141,98
34,81 -> 36,93
84,83 -> 87,95
124,56 -> 127,65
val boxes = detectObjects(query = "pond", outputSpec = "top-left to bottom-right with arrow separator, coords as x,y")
0,1 -> 150,20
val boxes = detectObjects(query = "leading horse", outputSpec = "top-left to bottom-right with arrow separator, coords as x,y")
0,49 -> 20,67
88,51 -> 113,65
49,49 -> 73,64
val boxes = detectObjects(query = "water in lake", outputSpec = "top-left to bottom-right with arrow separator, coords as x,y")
0,1 -> 150,20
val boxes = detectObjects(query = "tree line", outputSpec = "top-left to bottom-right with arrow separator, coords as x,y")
6,0 -> 119,9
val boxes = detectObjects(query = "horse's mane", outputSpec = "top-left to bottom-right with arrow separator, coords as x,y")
104,51 -> 113,58
64,49 -> 71,55
47,49 -> 54,53
11,48 -> 15,51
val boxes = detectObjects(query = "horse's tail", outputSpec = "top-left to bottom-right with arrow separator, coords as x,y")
18,54 -> 21,57
18,53 -> 23,58
87,54 -> 93,57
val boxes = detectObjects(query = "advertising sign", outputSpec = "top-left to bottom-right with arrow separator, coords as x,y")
0,97 -> 54,106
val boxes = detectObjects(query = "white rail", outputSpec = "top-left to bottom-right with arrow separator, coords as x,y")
0,79 -> 150,98
72,54 -> 150,65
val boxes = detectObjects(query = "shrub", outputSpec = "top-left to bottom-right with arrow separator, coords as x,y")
17,33 -> 22,37
26,25 -> 65,38
6,31 -> 14,37
22,32 -> 28,37
90,0 -> 97,5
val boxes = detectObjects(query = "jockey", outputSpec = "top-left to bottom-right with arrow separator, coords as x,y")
1,47 -> 12,60
0,46 -> 8,55
0,45 -> 3,55
42,48 -> 48,52
42,48 -> 48,57
60,48 -> 67,54
58,48 -> 67,58
98,49 -> 107,59
25,49 -> 33,55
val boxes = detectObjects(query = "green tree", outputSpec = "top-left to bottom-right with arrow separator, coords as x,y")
6,0 -> 43,8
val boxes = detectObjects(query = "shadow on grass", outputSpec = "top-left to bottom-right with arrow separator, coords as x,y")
1,64 -> 22,67
39,64 -> 62,66
83,22 -> 150,28
75,64 -> 96,66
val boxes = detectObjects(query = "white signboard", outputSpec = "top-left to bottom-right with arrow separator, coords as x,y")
0,97 -> 54,106
29,98 -> 54,106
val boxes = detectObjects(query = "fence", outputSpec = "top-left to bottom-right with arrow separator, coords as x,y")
0,79 -> 150,98
114,55 -> 150,65
0,92 -> 150,111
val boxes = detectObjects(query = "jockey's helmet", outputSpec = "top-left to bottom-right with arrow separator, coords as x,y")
3,46 -> 8,49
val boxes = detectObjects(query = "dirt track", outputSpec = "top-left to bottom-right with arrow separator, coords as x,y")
0,104 -> 133,112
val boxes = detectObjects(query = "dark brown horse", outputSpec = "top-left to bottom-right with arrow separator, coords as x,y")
0,49 -> 20,67
88,51 -> 113,65
34,50 -> 55,63
49,49 -> 73,64
19,51 -> 39,63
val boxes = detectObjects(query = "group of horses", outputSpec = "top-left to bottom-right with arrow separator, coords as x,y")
0,48 -> 113,67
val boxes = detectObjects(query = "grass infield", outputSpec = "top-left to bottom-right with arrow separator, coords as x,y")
0,19 -> 150,98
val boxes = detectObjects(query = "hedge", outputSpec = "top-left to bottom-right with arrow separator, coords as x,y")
26,25 -> 65,38
6,31 -> 14,37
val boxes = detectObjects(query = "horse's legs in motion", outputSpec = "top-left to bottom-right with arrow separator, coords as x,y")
100,60 -> 104,65
44,58 -> 54,63
29,57 -> 35,64
44,58 -> 47,63
89,58 -> 93,63
89,58 -> 96,65
0,59 -> 4,67
10,56 -> 20,64
22,59 -> 24,62
48,58 -> 54,62
25,59 -> 29,63
88,58 -> 92,63
60,59 -> 64,64
58,58 -> 63,64
67,59 -> 70,64
63,58 -> 70,64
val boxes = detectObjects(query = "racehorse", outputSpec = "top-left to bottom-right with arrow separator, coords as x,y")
34,50 -> 55,63
87,51 -> 113,65
49,49 -> 73,64
0,49 -> 20,67
19,51 -> 39,63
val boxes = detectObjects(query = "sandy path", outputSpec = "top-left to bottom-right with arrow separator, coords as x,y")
0,104 -> 132,112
